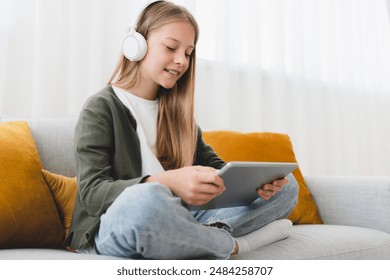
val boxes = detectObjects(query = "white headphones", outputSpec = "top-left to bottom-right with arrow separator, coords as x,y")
122,1 -> 162,61
122,27 -> 148,61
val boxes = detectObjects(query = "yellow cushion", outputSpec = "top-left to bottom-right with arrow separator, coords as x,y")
42,169 -> 77,231
0,121 -> 64,248
202,130 -> 323,224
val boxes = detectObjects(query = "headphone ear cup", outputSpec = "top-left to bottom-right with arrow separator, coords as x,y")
122,29 -> 147,61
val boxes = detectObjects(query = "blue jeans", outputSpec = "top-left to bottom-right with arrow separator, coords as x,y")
94,173 -> 298,259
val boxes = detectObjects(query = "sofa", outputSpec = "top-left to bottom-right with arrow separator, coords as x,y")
1,116 -> 390,260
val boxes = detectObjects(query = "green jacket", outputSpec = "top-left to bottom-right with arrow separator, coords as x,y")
66,86 -> 225,249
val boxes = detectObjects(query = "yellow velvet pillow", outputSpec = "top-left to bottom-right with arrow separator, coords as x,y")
202,130 -> 323,224
0,121 -> 64,248
42,169 -> 77,232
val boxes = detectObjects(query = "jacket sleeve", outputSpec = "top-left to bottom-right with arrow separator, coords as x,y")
194,126 -> 226,169
74,105 -> 146,217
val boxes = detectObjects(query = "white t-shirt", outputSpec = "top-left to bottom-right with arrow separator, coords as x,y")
112,86 -> 165,176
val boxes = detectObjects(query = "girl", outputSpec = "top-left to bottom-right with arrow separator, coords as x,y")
66,0 -> 298,259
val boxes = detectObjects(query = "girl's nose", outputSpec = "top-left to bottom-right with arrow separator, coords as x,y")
174,52 -> 187,66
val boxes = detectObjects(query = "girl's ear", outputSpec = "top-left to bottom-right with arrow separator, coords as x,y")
122,27 -> 148,61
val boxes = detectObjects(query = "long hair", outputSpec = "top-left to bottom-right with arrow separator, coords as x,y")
108,1 -> 199,170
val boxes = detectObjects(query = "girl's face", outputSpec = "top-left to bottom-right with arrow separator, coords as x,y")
140,21 -> 196,93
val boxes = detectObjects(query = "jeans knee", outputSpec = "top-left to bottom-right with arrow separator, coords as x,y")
96,183 -> 185,258
104,183 -> 176,228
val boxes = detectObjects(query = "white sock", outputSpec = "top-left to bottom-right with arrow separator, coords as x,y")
235,219 -> 292,254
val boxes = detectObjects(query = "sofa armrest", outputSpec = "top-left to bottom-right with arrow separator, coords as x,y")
304,176 -> 390,233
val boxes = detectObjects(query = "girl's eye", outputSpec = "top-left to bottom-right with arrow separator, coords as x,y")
166,45 -> 191,58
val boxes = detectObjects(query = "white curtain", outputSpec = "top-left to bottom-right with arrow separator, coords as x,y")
186,0 -> 390,176
0,0 -> 137,117
1,0 -> 390,176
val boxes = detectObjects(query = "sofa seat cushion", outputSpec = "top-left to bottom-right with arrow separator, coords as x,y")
0,248 -> 126,260
231,225 -> 390,260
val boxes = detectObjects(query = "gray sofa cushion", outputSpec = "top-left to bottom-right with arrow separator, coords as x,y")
232,224 -> 390,260
0,248 -> 125,260
306,176 -> 390,233
27,118 -> 77,177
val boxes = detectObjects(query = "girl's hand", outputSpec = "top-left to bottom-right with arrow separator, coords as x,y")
146,166 -> 225,206
257,177 -> 289,201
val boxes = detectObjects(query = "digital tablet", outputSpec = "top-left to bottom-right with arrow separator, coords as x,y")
187,161 -> 298,211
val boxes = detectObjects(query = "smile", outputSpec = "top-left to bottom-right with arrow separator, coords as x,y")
165,69 -> 179,76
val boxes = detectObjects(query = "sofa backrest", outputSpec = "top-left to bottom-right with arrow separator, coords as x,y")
1,116 -> 77,177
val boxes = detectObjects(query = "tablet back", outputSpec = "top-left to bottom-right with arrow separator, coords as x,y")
187,162 -> 298,210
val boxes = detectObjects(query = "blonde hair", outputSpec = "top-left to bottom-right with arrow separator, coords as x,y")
108,1 -> 199,170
